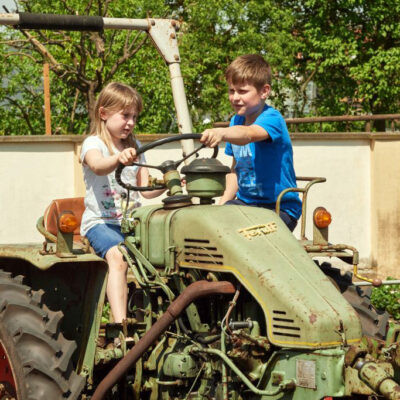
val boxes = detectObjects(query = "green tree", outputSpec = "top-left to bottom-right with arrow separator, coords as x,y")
287,0 -> 400,124
0,0 -> 399,135
0,44 -> 44,134
176,0 -> 301,124
0,0 -> 302,134
0,0 -> 172,134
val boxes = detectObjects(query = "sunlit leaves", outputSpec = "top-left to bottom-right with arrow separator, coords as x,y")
0,0 -> 398,135
289,0 -> 400,117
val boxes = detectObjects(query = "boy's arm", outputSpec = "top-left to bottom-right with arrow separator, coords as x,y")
201,125 -> 268,147
84,148 -> 137,176
218,159 -> 238,205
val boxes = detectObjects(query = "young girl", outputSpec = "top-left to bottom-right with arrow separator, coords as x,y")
80,82 -> 163,323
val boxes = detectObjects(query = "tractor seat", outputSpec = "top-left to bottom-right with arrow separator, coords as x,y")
43,197 -> 85,243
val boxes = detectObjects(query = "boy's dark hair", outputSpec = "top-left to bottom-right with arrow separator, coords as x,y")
225,54 -> 272,89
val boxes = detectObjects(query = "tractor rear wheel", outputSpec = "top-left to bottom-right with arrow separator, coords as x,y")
0,270 -> 85,399
320,262 -> 389,340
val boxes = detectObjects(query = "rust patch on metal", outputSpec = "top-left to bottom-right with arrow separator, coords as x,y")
345,345 -> 367,367
309,313 -> 317,324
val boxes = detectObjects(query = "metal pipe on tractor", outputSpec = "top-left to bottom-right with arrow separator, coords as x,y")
91,280 -> 236,400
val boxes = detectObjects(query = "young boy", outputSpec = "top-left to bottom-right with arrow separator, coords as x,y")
200,54 -> 301,231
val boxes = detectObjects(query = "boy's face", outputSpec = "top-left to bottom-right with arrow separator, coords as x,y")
228,81 -> 270,121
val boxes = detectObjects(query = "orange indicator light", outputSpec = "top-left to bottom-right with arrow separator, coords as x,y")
58,213 -> 78,233
313,207 -> 332,228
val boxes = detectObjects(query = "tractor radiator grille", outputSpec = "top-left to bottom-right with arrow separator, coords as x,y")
183,238 -> 224,265
272,310 -> 301,338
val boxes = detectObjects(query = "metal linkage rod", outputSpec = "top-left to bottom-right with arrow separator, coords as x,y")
0,13 -> 148,31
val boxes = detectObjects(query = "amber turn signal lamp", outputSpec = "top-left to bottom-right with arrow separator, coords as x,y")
313,207 -> 332,228
58,213 -> 78,233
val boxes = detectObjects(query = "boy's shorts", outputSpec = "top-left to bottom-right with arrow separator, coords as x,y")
85,223 -> 125,259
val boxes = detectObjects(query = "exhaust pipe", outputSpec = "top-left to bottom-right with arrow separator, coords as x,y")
92,280 -> 236,400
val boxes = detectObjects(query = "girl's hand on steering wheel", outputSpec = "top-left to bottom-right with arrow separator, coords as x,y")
118,148 -> 137,165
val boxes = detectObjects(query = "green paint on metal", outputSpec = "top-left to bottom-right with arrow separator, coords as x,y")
191,346 -> 296,397
0,243 -> 103,270
172,275 -> 209,332
165,170 -> 183,196
78,264 -> 108,380
185,175 -> 226,199
163,352 -> 199,378
258,349 -> 345,399
94,347 -> 124,365
55,230 -> 76,257
169,204 -> 362,348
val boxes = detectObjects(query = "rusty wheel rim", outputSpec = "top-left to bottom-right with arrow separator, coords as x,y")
0,340 -> 17,399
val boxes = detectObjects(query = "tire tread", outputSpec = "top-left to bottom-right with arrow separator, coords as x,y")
0,271 -> 85,399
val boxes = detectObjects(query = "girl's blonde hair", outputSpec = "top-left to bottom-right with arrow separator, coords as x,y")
90,82 -> 143,154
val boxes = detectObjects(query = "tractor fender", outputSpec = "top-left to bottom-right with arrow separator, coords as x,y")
0,243 -> 104,270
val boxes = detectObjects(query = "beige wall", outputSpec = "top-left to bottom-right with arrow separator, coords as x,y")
0,139 -> 76,243
292,137 -> 371,265
1,133 -> 399,277
370,139 -> 400,278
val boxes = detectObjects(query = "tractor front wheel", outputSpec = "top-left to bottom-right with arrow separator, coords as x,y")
320,262 -> 389,340
0,270 -> 85,399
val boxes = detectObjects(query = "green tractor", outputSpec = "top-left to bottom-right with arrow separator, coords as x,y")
1,11 -> 400,400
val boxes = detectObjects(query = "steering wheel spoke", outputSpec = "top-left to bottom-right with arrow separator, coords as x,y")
131,161 -> 162,170
115,133 -> 219,191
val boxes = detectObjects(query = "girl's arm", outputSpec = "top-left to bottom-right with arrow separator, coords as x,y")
218,159 -> 238,205
138,167 -> 167,199
84,148 -> 137,176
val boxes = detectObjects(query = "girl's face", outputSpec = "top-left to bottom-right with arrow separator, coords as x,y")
100,106 -> 137,144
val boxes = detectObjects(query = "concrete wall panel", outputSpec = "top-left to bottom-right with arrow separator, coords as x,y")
371,140 -> 400,278
0,141 -> 76,243
292,140 -> 371,265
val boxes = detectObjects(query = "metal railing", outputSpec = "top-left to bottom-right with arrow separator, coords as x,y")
214,114 -> 400,132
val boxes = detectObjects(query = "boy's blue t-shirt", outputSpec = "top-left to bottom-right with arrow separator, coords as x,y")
225,104 -> 302,219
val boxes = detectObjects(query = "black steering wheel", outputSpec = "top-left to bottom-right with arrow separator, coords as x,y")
115,133 -> 218,191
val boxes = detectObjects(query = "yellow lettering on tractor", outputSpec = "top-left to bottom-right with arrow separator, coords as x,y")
238,222 -> 277,239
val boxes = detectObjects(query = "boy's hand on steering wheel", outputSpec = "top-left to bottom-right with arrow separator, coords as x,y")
200,128 -> 225,148
118,147 -> 137,165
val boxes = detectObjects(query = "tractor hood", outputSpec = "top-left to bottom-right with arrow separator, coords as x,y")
134,203 -> 362,350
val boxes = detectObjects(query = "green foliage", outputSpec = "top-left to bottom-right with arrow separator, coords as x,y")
177,0 -> 300,126
0,0 -> 399,135
287,0 -> 400,117
0,0 -> 174,134
371,278 -> 400,320
0,47 -> 44,135
101,301 -> 111,324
